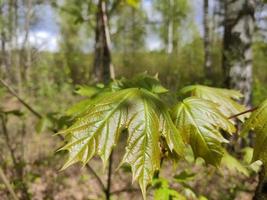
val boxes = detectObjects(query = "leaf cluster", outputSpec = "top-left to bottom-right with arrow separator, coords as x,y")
58,74 -> 249,199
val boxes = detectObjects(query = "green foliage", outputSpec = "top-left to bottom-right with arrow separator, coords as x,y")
125,0 -> 140,8
58,79 -> 185,197
181,85 -> 248,121
59,75 -> 248,199
242,100 -> 267,165
152,178 -> 186,200
153,0 -> 192,52
174,170 -> 195,182
75,84 -> 104,97
172,97 -> 235,166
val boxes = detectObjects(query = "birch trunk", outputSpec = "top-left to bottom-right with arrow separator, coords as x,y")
222,0 -> 255,106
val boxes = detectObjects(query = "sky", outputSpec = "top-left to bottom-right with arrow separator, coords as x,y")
29,0 -> 205,52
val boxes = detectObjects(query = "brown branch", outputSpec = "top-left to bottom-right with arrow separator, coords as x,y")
105,151 -> 113,200
0,115 -> 18,167
0,79 -> 107,196
0,166 -> 19,200
228,107 -> 258,119
0,79 -> 42,119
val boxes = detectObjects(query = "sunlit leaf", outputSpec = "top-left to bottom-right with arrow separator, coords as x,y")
242,100 -> 267,164
125,0 -> 140,8
66,99 -> 93,116
174,170 -> 195,182
59,88 -> 185,198
75,85 -> 102,97
172,97 -> 235,166
180,85 -> 248,121
112,74 -> 168,94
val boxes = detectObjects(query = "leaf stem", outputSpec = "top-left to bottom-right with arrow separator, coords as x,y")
105,151 -> 113,200
85,164 -> 106,193
228,107 -> 258,119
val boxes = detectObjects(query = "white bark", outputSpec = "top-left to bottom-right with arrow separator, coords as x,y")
223,0 -> 255,106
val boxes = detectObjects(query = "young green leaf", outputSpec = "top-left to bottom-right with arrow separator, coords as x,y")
75,85 -> 103,97
172,97 -> 235,166
152,178 -> 186,200
180,85 -> 248,121
173,170 -> 195,183
242,100 -> 267,164
111,74 -> 168,94
58,88 -> 185,199
125,0 -> 140,8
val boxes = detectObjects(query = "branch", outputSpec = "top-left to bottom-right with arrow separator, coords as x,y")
105,151 -> 113,200
0,115 -> 18,167
228,107 -> 258,119
85,164 -> 106,193
0,166 -> 19,200
0,79 -> 42,119
0,79 -> 107,195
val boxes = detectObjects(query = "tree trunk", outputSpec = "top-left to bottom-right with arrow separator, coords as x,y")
203,0 -> 212,78
92,0 -> 114,84
8,0 -> 14,73
222,0 -> 255,106
221,1 -> 266,199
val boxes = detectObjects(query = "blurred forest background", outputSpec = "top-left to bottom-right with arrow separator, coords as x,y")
0,0 -> 267,199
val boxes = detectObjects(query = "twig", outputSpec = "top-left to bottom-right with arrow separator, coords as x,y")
85,164 -> 106,193
228,107 -> 258,119
0,78 -> 42,119
0,115 -> 18,166
0,79 -> 106,196
0,166 -> 19,200
105,151 -> 113,200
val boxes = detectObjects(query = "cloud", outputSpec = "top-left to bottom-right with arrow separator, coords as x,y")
29,31 -> 59,52
17,31 -> 59,52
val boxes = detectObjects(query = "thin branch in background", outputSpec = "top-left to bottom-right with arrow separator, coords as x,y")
0,115 -> 18,166
0,166 -> 19,200
228,107 -> 258,119
0,78 -> 107,196
0,78 -> 42,119
105,151 -> 113,200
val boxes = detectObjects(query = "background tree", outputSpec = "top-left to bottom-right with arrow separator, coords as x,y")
222,0 -> 256,106
57,0 -> 92,84
153,0 -> 191,54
